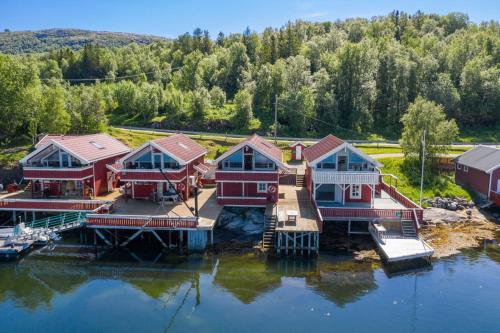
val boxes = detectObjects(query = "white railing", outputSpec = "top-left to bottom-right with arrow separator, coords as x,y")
313,171 -> 379,184
23,165 -> 93,172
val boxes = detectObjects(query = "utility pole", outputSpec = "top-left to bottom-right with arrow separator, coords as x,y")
419,129 -> 426,207
274,94 -> 278,143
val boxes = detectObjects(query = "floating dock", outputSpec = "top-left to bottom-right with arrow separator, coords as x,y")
369,222 -> 434,262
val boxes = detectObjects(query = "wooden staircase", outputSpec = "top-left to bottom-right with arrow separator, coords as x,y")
296,174 -> 305,187
24,180 -> 33,192
262,215 -> 277,250
401,220 -> 417,238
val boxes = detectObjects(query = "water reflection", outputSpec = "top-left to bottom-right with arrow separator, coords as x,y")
0,247 -> 382,310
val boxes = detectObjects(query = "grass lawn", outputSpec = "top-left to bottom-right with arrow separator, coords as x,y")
458,124 -> 500,143
0,145 -> 30,168
378,157 -> 472,204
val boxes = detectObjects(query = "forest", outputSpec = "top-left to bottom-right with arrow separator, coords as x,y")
0,11 -> 499,145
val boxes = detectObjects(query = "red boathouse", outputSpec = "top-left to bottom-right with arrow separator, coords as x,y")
455,146 -> 500,206
19,134 -> 131,197
108,134 -> 208,201
215,134 -> 287,207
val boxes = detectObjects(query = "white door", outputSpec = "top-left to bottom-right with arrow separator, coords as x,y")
296,146 -> 302,160
106,172 -> 114,192
157,182 -> 164,197
334,184 -> 343,203
497,179 -> 500,193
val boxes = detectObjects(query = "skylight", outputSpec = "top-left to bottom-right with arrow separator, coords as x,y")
178,142 -> 189,150
90,141 -> 104,149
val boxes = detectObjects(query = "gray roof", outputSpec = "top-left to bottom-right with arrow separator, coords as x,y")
455,146 -> 500,173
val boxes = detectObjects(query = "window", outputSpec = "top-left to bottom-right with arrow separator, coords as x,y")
457,163 -> 461,170
254,152 -> 274,169
90,141 -> 104,149
463,165 -> 468,172
153,154 -> 162,168
319,162 -> 336,169
257,183 -> 267,193
350,185 -> 361,199
223,160 -> 243,169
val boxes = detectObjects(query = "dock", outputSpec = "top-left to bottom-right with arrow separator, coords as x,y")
86,188 -> 222,251
369,222 -> 434,262
273,185 -> 320,256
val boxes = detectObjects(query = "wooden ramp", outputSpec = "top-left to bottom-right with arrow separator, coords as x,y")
369,223 -> 433,262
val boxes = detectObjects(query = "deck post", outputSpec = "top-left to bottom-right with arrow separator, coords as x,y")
180,230 -> 184,248
308,233 -> 311,256
316,233 -> 319,255
114,229 -> 118,247
276,232 -> 281,256
168,230 -> 172,247
12,211 -> 16,223
348,220 -> 351,234
23,211 -> 27,223
210,229 -> 214,245
32,211 -> 35,222
301,232 -> 304,255
293,233 -> 296,255
285,232 -> 288,255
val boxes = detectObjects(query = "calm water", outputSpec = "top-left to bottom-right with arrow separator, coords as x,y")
1,238 -> 499,333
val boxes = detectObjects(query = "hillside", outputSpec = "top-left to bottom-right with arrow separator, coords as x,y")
0,28 -> 168,53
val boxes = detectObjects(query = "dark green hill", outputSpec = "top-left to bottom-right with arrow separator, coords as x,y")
0,28 -> 168,53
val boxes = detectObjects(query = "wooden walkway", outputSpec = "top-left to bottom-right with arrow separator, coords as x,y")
274,185 -> 320,256
275,185 -> 319,233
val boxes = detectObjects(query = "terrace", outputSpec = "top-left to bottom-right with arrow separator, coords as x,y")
87,187 -> 221,230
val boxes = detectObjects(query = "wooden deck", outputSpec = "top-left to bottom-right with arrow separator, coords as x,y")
111,187 -> 221,230
275,185 -> 319,233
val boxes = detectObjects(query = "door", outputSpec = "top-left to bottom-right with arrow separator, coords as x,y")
107,171 -> 114,192
244,154 -> 253,170
338,155 -> 347,171
334,184 -> 343,203
497,180 -> 500,193
157,182 -> 164,197
296,146 -> 302,160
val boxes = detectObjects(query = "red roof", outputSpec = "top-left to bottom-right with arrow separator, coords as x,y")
215,134 -> 283,166
152,134 -> 207,163
247,134 -> 283,162
35,134 -> 131,163
302,134 -> 344,163
36,135 -> 78,148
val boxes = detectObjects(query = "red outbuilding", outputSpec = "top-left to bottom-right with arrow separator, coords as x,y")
289,141 -> 306,161
455,146 -> 500,206
215,134 -> 286,207
19,134 -> 131,197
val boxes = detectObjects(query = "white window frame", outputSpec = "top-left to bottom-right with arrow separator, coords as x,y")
350,184 -> 361,199
456,163 -> 461,170
257,182 -> 268,193
463,165 -> 468,172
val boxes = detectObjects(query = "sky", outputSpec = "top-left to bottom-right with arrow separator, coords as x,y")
1,0 -> 499,37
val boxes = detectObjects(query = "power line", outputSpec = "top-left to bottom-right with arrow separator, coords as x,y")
40,66 -> 183,83
276,100 -> 361,135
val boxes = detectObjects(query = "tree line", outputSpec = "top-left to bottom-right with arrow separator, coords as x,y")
0,11 -> 498,145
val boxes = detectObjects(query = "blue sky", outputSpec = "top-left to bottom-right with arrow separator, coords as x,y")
1,0 -> 498,37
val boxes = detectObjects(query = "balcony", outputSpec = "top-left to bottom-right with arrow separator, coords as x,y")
117,167 -> 187,182
313,171 -> 379,185
23,165 -> 94,180
215,170 -> 278,182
